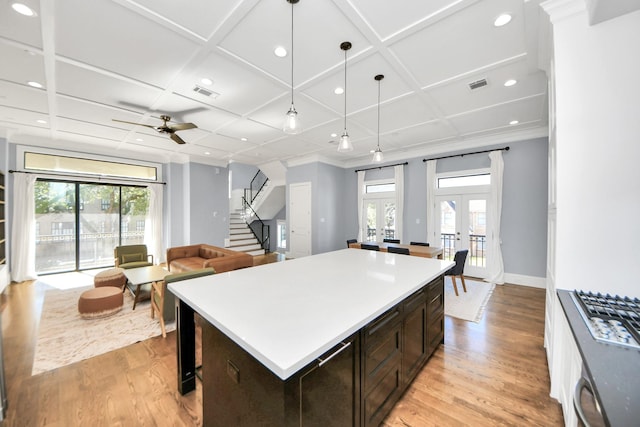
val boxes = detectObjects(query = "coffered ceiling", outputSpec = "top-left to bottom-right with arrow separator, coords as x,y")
0,0 -> 551,167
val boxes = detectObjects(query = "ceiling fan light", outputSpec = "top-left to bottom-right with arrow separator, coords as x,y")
337,131 -> 353,152
283,105 -> 302,134
372,147 -> 384,163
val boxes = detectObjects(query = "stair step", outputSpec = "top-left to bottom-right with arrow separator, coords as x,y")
228,243 -> 261,251
229,233 -> 254,240
246,249 -> 266,256
230,224 -> 249,229
228,239 -> 259,247
230,229 -> 250,236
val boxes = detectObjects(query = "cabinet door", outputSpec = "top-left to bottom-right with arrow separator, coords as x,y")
295,335 -> 360,427
426,277 -> 445,356
402,288 -> 428,384
362,307 -> 402,427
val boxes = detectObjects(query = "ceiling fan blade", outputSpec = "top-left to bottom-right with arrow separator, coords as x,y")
112,119 -> 155,129
170,133 -> 187,145
170,122 -> 197,131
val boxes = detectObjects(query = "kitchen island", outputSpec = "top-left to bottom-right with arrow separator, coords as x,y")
169,248 -> 453,426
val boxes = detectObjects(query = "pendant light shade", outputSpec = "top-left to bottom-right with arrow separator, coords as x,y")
283,0 -> 302,134
337,41 -> 353,152
372,74 -> 384,163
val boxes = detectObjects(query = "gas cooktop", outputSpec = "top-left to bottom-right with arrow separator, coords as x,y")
571,290 -> 640,349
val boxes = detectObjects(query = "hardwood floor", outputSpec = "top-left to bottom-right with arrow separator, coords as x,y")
0,257 -> 563,426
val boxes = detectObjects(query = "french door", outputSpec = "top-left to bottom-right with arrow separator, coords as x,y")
363,198 -> 396,243
435,194 -> 488,278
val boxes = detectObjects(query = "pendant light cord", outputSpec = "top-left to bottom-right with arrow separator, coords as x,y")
377,78 -> 381,149
290,1 -> 294,105
343,48 -> 347,131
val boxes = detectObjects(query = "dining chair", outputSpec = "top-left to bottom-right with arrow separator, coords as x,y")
409,241 -> 430,247
151,267 -> 216,338
360,243 -> 380,251
346,239 -> 357,248
445,250 -> 469,296
387,246 -> 410,255
383,238 -> 400,244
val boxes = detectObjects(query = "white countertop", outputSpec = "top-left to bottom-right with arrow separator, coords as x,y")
169,248 -> 454,380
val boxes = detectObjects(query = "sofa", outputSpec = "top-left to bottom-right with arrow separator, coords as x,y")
166,244 -> 253,274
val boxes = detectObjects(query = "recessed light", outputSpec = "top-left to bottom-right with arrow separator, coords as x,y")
240,137 -> 248,142
201,77 -> 213,86
36,119 -> 47,124
204,151 -> 211,155
334,87 -> 344,95
330,133 -> 337,138
509,120 -> 519,125
274,46 -> 287,58
494,13 -> 512,27
135,138 -> 144,142
504,79 -> 517,87
12,3 -> 35,16
27,81 -> 43,88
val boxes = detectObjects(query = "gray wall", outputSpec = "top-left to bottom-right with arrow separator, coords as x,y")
186,162 -> 229,246
261,206 -> 286,252
339,137 -> 548,278
229,162 -> 258,191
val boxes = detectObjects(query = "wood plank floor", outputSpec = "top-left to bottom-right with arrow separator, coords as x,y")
0,257 -> 563,426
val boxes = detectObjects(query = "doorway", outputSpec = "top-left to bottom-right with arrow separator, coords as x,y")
288,182 -> 311,258
435,194 -> 488,278
363,198 -> 396,242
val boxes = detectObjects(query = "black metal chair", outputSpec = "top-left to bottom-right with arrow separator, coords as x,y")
409,241 -> 429,247
383,238 -> 400,244
346,239 -> 357,248
445,250 -> 469,296
387,246 -> 410,255
360,243 -> 380,251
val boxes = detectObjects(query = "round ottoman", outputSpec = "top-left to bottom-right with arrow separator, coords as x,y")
94,267 -> 126,289
78,286 -> 124,319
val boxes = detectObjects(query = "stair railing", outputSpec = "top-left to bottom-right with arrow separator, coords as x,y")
241,195 -> 270,253
249,170 -> 269,204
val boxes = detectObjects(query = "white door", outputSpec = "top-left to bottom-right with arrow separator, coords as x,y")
362,198 -> 396,243
289,182 -> 312,258
435,194 -> 488,278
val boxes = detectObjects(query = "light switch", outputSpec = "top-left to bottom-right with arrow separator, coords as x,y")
416,218 -> 420,224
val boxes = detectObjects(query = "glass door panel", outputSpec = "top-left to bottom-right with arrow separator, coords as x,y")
365,201 -> 377,242
438,198 -> 459,261
363,199 -> 396,242
78,184 -> 120,270
35,181 -> 77,274
121,186 -> 148,246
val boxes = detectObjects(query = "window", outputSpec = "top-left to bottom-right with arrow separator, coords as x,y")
438,173 -> 490,188
101,199 -> 110,210
366,183 -> 395,193
277,220 -> 286,250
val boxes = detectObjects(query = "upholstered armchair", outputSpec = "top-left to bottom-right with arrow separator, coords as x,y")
114,244 -> 154,269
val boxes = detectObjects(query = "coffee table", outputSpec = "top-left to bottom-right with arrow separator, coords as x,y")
123,265 -> 170,310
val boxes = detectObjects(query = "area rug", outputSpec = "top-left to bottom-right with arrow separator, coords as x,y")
444,277 -> 495,323
32,285 -> 175,375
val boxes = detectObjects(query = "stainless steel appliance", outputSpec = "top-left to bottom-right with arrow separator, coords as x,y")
570,290 -> 640,349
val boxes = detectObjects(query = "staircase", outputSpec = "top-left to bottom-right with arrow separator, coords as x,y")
227,211 -> 266,256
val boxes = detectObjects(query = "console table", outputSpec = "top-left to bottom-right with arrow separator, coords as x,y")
169,249 -> 453,426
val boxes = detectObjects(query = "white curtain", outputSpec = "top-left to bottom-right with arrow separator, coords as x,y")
356,171 -> 365,241
487,151 -> 505,284
425,160 -> 437,245
144,183 -> 164,264
394,165 -> 404,243
11,173 -> 37,282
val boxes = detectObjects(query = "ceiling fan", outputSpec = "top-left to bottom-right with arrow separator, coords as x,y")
112,114 -> 197,145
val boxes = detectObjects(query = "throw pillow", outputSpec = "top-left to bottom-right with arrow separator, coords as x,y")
122,253 -> 143,263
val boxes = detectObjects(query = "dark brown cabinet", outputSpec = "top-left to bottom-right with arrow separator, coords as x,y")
198,275 -> 445,427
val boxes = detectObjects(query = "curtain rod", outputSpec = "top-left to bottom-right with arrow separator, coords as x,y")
8,169 -> 166,185
354,161 -> 408,173
422,146 -> 509,162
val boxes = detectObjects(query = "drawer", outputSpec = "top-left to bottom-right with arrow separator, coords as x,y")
363,306 -> 402,347
363,321 -> 401,391
427,312 -> 444,356
363,358 -> 401,427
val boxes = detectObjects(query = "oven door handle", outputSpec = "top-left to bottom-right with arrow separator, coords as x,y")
574,376 -> 600,427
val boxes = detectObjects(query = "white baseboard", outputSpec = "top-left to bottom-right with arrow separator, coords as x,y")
503,272 -> 546,288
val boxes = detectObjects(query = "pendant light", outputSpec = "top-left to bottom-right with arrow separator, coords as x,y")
372,74 -> 384,163
283,0 -> 302,134
337,41 -> 353,152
